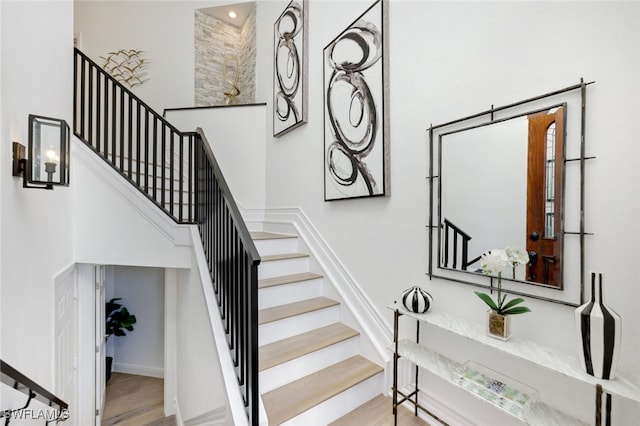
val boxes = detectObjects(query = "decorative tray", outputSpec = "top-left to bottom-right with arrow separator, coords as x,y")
454,361 -> 538,420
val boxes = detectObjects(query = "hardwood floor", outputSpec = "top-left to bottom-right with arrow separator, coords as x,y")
102,374 -> 425,425
102,373 -> 174,426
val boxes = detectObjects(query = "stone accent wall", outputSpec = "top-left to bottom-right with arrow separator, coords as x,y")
237,3 -> 256,104
194,4 -> 256,106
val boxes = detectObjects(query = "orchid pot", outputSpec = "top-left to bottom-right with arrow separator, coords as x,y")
475,247 -> 531,341
487,310 -> 511,340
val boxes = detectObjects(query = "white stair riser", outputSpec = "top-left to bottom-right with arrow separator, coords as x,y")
259,306 -> 340,346
259,337 -> 360,393
259,279 -> 323,309
258,257 -> 310,280
254,238 -> 298,257
279,372 -> 384,426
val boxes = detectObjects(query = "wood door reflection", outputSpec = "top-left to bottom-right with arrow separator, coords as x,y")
526,107 -> 564,286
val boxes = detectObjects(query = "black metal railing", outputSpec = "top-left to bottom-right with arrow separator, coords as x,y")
74,48 -> 195,223
441,218 -> 480,270
195,129 -> 260,423
1,360 -> 69,424
74,48 -> 261,425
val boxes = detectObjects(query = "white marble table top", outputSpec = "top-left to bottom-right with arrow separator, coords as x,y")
388,303 -> 640,402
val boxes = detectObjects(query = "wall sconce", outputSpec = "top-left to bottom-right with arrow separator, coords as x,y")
12,115 -> 70,189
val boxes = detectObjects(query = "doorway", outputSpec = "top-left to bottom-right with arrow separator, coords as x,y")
100,266 -> 167,423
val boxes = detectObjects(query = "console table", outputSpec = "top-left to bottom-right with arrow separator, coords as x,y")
389,303 -> 640,426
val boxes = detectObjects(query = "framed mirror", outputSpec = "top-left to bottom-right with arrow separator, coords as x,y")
428,80 -> 593,307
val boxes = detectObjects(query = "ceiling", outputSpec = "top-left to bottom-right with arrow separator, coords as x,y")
200,1 -> 255,28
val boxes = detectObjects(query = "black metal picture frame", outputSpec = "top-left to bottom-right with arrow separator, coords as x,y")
273,0 -> 308,137
323,0 -> 390,201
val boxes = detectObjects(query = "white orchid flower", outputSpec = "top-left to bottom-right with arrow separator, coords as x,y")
480,249 -> 508,276
505,246 -> 529,266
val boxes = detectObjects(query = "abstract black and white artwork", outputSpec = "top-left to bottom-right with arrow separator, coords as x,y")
273,0 -> 308,137
323,0 -> 389,201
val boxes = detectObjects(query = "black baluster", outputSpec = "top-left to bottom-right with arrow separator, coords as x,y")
80,57 -> 86,139
88,63 -> 94,147
169,131 -> 174,216
96,67 -> 101,153
111,78 -> 116,165
119,88 -> 125,170
127,94 -> 133,178
136,102 -> 141,186
179,134 -> 184,222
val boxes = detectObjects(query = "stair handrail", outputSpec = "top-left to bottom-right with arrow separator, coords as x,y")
74,48 -> 196,223
74,47 -> 261,425
194,128 -> 261,424
441,218 -> 481,270
74,48 -> 185,136
1,359 -> 68,420
195,128 -> 260,263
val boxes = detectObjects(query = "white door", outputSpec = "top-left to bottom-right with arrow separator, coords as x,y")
94,266 -> 106,425
55,267 -> 77,422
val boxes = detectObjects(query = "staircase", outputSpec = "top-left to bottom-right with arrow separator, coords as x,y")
73,47 -> 386,425
252,231 -> 384,425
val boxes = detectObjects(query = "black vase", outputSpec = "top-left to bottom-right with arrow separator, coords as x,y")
574,273 -> 621,380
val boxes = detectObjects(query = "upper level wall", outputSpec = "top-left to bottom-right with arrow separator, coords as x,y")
256,0 -> 640,376
165,104 -> 267,210
74,0 -> 200,112
75,0 -> 259,113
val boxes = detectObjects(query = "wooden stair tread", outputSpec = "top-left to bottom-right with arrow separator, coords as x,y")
259,297 -> 338,325
261,252 -> 309,262
259,323 -> 359,371
328,395 -> 430,426
262,355 -> 383,425
250,231 -> 296,240
259,272 -> 323,289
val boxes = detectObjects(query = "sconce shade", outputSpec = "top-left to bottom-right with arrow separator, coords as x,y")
27,114 -> 70,187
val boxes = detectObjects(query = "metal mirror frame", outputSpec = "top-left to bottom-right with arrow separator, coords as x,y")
427,79 -> 594,307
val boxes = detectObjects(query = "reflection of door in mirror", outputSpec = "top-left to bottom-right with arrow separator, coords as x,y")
526,107 -> 564,286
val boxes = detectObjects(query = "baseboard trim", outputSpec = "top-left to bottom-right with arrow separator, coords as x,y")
112,362 -> 164,379
174,399 -> 184,426
243,206 -> 392,365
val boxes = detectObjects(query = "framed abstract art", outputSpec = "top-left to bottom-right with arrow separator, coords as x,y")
273,0 -> 309,137
323,0 -> 389,201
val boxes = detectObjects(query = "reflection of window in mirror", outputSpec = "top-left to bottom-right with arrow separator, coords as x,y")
526,106 -> 564,287
545,122 -> 556,238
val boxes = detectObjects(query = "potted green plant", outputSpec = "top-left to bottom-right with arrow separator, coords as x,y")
105,297 -> 137,381
475,247 -> 531,340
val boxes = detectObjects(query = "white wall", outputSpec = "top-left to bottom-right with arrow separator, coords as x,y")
75,0 -> 254,113
0,0 -> 4,367
72,141 -> 192,268
0,0 -> 74,390
106,266 -> 165,378
175,259 -> 228,422
166,104 -> 267,210
255,0 -> 640,421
